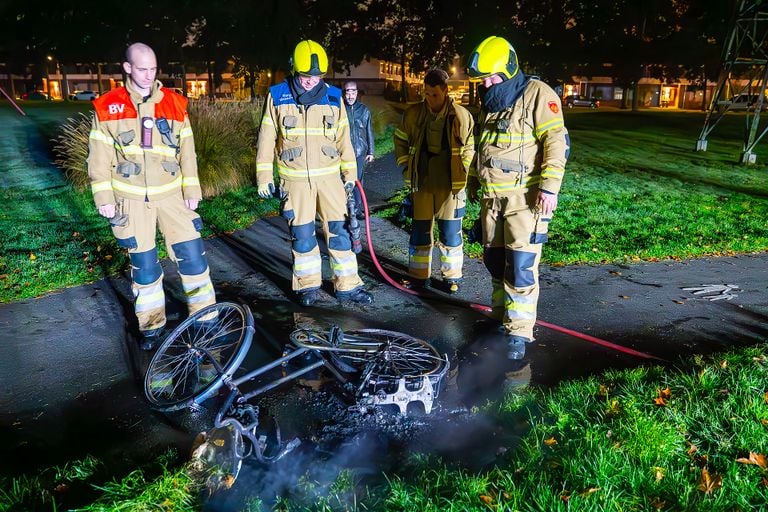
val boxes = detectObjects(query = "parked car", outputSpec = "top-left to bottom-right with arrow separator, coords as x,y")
716,93 -> 767,111
69,90 -> 99,101
564,94 -> 599,109
21,90 -> 48,100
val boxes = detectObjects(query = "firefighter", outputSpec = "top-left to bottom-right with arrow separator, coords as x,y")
394,69 -> 475,293
256,40 -> 373,307
87,42 -> 216,350
467,36 -> 569,358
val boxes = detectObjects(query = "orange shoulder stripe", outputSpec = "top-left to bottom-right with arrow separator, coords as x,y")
155,89 -> 188,122
93,88 -> 137,121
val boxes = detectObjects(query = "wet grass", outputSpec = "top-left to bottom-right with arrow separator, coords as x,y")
5,345 -> 767,510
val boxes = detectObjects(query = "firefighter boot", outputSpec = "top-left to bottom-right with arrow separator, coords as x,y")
338,288 -> 373,304
506,334 -> 530,361
140,326 -> 167,352
298,289 -> 319,307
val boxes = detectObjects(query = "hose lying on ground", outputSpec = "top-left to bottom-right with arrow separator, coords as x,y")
355,180 -> 665,362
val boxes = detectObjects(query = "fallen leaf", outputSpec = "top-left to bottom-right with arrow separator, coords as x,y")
764,391 -> 768,405
54,483 -> 69,492
659,387 -> 672,399
650,497 -> 667,510
697,468 -> 723,495
736,452 -> 768,469
761,419 -> 768,426
653,466 -> 665,482
72,231 -> 80,237
654,396 -> 667,407
560,492 -> 570,502
29,252 -> 36,260
544,437 -> 558,446
104,254 -> 113,261
673,299 -> 685,304
720,360 -> 727,369
597,384 -> 609,397
761,476 -> 768,488
619,295 -> 630,299
609,270 -> 622,276
687,443 -> 698,457
479,495 -> 493,505
580,487 -> 600,498
0,274 -> 7,280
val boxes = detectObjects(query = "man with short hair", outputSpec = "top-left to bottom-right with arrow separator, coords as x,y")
467,35 -> 569,359
87,42 -> 216,350
342,81 -> 374,219
256,40 -> 373,307
394,69 -> 475,293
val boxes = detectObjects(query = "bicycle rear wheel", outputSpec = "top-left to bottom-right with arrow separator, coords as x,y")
144,302 -> 254,412
289,328 -> 446,376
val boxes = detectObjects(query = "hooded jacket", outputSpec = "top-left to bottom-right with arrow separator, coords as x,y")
256,80 -> 357,185
471,78 -> 569,196
394,98 -> 475,194
87,80 -> 200,206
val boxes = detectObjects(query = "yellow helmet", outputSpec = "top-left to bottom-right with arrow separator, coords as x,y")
467,36 -> 519,81
291,39 -> 328,76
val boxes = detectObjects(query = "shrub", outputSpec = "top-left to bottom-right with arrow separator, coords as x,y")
52,112 -> 92,190
188,99 -> 263,197
52,99 -> 264,198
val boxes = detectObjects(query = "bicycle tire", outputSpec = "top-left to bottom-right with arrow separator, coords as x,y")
144,302 -> 254,412
289,328 -> 446,377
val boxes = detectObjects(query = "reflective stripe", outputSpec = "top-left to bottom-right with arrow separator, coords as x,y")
483,175 -> 540,192
479,132 -> 536,145
331,254 -> 358,277
541,167 -> 564,179
89,130 -> 112,145
451,180 -> 466,188
257,163 -> 273,171
294,253 -> 322,276
505,300 -> 537,320
394,128 -> 409,141
116,144 -> 177,158
409,250 -> 431,269
91,181 -> 113,193
340,160 -> 356,170
184,282 -> 215,304
396,155 -> 409,166
283,127 -> 336,137
112,175 -> 182,196
534,118 -> 565,138
451,148 -> 462,155
179,127 -> 193,138
182,176 -> 200,187
135,282 -> 165,312
337,118 -> 348,128
262,116 -> 274,126
278,164 -> 340,179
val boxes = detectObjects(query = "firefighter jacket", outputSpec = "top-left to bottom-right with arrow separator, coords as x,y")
394,98 -> 475,194
87,80 -> 200,207
256,81 -> 357,186
471,79 -> 568,197
345,101 -> 375,158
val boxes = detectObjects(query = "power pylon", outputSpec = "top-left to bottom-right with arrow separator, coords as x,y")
696,0 -> 768,164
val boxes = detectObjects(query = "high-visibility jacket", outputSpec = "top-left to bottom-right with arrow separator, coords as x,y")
471,79 -> 568,196
394,99 -> 475,194
87,80 -> 201,207
256,81 -> 357,186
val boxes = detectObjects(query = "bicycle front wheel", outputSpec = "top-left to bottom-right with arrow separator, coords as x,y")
144,302 -> 254,412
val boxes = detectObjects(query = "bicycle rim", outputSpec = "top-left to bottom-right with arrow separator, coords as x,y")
144,302 -> 254,411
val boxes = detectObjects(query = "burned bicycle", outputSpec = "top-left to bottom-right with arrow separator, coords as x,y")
143,302 -> 449,477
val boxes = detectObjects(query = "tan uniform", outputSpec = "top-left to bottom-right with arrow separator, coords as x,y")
256,80 -> 364,295
87,80 -> 215,332
471,78 -> 569,340
394,99 -> 474,281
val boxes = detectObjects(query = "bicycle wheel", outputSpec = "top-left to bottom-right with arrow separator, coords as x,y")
289,328 -> 446,376
144,302 -> 254,412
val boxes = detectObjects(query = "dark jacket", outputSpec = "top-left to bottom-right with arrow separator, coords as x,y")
345,101 -> 374,158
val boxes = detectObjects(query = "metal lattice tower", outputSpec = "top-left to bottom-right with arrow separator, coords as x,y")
696,0 -> 768,163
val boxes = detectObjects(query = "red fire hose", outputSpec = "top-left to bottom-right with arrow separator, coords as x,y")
355,180 -> 664,362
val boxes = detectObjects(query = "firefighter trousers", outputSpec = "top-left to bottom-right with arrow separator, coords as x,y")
109,192 -> 216,332
280,179 -> 364,294
408,188 -> 465,281
480,192 -> 550,341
